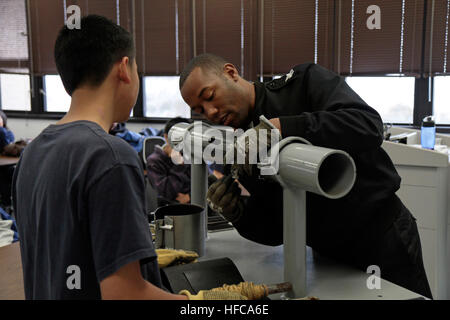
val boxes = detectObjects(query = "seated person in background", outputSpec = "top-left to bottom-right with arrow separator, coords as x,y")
0,111 -> 15,153
0,110 -> 29,158
139,126 -> 163,138
0,111 -> 17,208
109,122 -> 146,153
147,117 -> 192,204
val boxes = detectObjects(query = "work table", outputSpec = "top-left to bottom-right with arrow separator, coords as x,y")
201,229 -> 426,300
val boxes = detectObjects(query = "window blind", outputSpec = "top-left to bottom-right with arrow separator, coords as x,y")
336,0 -> 423,75
0,0 -> 30,74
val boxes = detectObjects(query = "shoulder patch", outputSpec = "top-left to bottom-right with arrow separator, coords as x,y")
266,69 -> 296,90
285,69 -> 294,82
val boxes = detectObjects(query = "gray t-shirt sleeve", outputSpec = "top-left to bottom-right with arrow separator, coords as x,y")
87,163 -> 158,282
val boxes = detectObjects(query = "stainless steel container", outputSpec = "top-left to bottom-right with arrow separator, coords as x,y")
154,204 -> 204,254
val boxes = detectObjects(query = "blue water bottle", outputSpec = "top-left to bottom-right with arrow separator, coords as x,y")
421,116 -> 435,150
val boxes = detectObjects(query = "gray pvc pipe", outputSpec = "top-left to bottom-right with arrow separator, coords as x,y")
278,142 -> 356,199
283,188 -> 307,299
169,125 -> 357,295
274,138 -> 356,298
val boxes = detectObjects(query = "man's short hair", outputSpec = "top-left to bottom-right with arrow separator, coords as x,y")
164,117 -> 192,135
179,53 -> 227,90
54,15 -> 135,96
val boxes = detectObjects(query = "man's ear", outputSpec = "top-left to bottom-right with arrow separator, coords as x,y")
223,63 -> 239,81
118,56 -> 132,84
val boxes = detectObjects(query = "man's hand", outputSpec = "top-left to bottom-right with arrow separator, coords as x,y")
230,116 -> 281,178
175,193 -> 190,204
206,175 -> 244,223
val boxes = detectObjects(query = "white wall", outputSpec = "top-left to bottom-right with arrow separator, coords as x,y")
7,118 -> 164,140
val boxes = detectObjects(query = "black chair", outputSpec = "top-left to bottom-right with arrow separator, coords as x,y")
142,136 -> 165,165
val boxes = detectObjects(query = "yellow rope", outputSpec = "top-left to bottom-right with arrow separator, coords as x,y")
211,282 -> 268,300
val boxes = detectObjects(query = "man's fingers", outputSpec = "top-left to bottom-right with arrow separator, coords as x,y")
218,191 -> 234,210
206,176 -> 223,199
217,182 -> 241,212
221,193 -> 240,218
207,177 -> 242,217
208,175 -> 234,204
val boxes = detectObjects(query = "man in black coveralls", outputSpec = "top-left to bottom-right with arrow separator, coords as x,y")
178,53 -> 432,298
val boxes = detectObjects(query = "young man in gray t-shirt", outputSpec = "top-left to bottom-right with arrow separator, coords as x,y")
13,15 -> 188,300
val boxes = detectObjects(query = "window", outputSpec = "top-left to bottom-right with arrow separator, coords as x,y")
43,75 -> 71,112
345,76 -> 415,124
0,73 -> 31,111
433,76 -> 450,124
143,76 -> 190,118
43,75 -> 135,116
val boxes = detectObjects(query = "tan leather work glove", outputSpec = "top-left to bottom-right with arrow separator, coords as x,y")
156,248 -> 198,268
179,289 -> 248,300
179,281 -> 270,300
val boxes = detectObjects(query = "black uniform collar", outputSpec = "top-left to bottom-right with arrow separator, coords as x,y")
250,81 -> 266,127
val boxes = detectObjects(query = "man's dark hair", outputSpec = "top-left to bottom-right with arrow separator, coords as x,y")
54,15 -> 135,96
179,53 -> 227,90
164,117 -> 192,135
